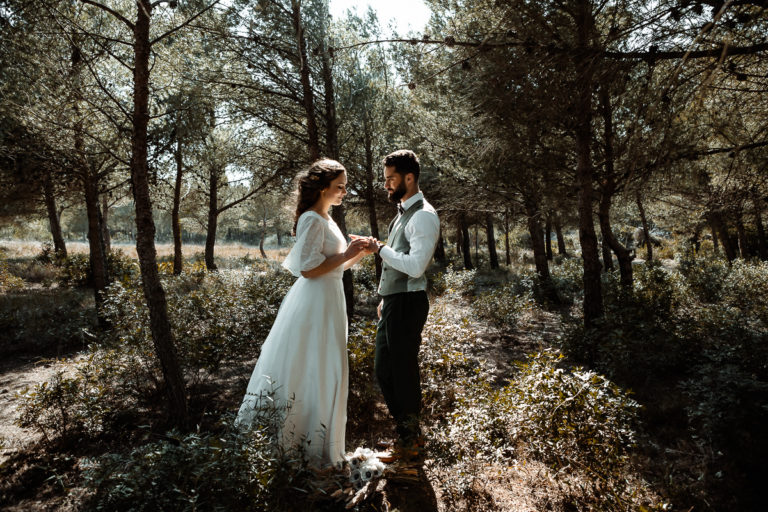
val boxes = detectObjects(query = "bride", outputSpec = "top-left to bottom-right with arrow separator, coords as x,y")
235,159 -> 371,466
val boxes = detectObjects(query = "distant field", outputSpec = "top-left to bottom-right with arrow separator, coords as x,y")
0,240 -> 291,261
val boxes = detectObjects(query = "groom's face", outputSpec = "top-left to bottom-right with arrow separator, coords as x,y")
384,165 -> 407,204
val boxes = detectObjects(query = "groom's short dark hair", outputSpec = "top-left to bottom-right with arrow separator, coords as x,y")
383,149 -> 420,181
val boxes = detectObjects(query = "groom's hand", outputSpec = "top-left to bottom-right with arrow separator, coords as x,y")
377,299 -> 382,319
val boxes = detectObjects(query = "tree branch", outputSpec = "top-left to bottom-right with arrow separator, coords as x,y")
150,0 -> 220,46
78,0 -> 135,31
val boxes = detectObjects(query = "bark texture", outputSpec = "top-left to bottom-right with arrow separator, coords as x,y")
131,0 -> 188,425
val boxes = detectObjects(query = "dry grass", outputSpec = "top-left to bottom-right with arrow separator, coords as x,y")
0,239 -> 290,262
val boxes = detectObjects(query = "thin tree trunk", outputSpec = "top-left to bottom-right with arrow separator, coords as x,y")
709,211 -> 737,261
320,38 -> 353,317
83,169 -> 109,310
172,137 -> 183,275
42,173 -> 67,257
131,0 -> 187,425
434,228 -> 446,263
575,0 -> 603,327
72,36 -> 108,318
101,193 -> 111,254
459,212 -> 473,270
599,188 -> 633,288
362,117 -> 382,280
735,213 -> 748,259
636,192 -> 653,261
524,196 -> 552,283
205,167 -> 218,271
711,222 -> 720,255
456,215 -> 463,256
485,214 -> 499,269
545,214 -> 553,261
260,206 -> 267,258
474,223 -> 479,263
555,216 -> 567,255
597,86 -> 632,284
600,230 -> 613,271
292,0 -> 319,161
755,198 -> 767,260
504,208 -> 511,265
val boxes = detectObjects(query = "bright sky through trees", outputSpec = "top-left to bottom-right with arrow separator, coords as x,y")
329,0 -> 431,34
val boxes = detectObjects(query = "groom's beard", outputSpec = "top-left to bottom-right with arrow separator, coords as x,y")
388,182 -> 407,203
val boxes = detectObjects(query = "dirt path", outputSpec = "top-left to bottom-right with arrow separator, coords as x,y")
0,354 -> 83,466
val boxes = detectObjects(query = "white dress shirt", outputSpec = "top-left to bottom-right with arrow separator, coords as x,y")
379,192 -> 440,279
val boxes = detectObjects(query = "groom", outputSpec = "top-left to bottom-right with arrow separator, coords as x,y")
366,149 -> 440,461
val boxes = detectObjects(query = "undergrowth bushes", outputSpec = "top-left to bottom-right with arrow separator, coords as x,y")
559,256 -> 768,510
17,266 -> 294,442
78,414 -> 314,511
425,348 -> 647,510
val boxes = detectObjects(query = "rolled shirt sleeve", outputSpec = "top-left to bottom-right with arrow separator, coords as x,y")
379,209 -> 440,278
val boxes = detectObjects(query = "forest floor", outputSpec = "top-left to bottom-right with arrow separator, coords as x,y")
0,282 -> 619,512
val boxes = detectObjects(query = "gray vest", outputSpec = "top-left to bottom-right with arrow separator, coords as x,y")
378,200 -> 427,296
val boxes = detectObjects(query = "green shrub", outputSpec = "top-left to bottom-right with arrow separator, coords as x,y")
428,350 -> 642,510
346,320 -> 378,429
0,260 -> 25,292
429,266 -> 476,296
719,259 -> 768,323
101,268 -> 293,378
474,282 -> 536,328
678,253 -> 729,303
79,420 -> 313,512
58,253 -> 91,287
17,354 -> 130,442
549,257 -> 583,303
420,309 -> 486,416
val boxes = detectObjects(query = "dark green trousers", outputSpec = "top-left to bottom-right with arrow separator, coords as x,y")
375,291 -> 429,443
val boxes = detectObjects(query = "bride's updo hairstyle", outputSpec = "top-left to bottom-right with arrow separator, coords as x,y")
292,158 -> 346,235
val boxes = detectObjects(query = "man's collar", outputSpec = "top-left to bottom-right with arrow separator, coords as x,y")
400,191 -> 423,212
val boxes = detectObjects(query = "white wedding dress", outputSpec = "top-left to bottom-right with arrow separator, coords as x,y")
235,210 -> 348,466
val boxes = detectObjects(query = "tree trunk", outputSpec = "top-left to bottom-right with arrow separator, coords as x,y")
504,208 -> 511,265
735,213 -> 748,259
292,0 -> 319,161
72,36 -> 108,318
260,207 -> 267,258
42,173 -> 67,257
597,86 -> 632,284
205,167 -> 218,271
131,0 -> 187,425
474,224 -> 479,263
545,214 -> 553,261
555,216 -> 567,255
172,137 -> 183,275
709,211 -> 737,261
459,212 -> 473,270
523,197 -> 552,282
434,228 -> 446,264
755,198 -> 767,260
83,170 -> 109,312
575,0 -> 603,327
485,214 -> 499,269
599,189 -> 633,288
101,193 -> 111,254
711,222 -> 720,255
456,215 -> 463,256
320,42 -> 354,317
362,117 -> 382,280
636,192 -> 653,262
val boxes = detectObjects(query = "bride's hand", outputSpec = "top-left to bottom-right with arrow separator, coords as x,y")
344,239 -> 368,259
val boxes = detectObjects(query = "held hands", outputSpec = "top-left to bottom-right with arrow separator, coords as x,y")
344,238 -> 370,259
349,234 -> 381,255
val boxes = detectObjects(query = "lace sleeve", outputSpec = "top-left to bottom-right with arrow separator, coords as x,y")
282,213 -> 326,277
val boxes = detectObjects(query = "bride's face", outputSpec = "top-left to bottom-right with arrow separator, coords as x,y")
322,171 -> 347,206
